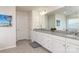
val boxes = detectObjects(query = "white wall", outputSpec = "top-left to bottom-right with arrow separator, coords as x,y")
0,6 -> 16,50
16,11 -> 32,41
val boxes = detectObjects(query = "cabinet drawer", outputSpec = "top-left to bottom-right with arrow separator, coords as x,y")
67,38 -> 79,46
51,35 -> 66,42
67,43 -> 79,53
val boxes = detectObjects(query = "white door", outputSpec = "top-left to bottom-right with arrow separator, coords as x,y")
67,43 -> 79,53
16,11 -> 30,41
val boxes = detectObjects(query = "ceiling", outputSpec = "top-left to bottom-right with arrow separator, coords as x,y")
16,6 -> 40,11
16,6 -> 62,12
47,6 -> 79,16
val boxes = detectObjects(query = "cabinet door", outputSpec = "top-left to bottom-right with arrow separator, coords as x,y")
41,35 -> 53,52
53,39 -> 66,53
45,39 -> 53,52
31,31 -> 37,42
67,43 -> 79,53
31,31 -> 41,42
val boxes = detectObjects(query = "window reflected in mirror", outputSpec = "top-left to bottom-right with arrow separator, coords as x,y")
46,6 -> 79,32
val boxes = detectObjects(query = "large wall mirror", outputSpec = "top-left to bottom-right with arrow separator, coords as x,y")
46,6 -> 79,32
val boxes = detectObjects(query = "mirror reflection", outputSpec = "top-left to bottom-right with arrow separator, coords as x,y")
46,6 -> 79,33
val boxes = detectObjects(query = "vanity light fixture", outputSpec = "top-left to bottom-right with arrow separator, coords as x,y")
40,10 -> 47,15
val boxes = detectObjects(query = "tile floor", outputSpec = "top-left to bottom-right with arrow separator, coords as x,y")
0,40 -> 49,53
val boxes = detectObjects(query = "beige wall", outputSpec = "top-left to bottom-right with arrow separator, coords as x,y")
0,6 -> 16,50
16,11 -> 32,40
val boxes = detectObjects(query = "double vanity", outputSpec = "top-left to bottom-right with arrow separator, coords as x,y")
31,29 -> 79,53
31,6 -> 79,53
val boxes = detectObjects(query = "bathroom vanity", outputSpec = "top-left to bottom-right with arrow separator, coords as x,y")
31,29 -> 79,53
31,7 -> 79,53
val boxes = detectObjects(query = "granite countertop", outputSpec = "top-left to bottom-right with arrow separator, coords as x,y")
33,29 -> 79,40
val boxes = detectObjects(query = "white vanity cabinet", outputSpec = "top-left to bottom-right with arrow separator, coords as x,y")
66,38 -> 79,53
33,31 -> 53,52
31,31 -> 43,44
31,31 -> 66,52
31,31 -> 79,53
31,31 -> 38,42
66,43 -> 79,53
52,39 -> 66,53
48,35 -> 66,53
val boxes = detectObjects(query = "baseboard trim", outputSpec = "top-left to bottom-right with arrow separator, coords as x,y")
0,45 -> 16,51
